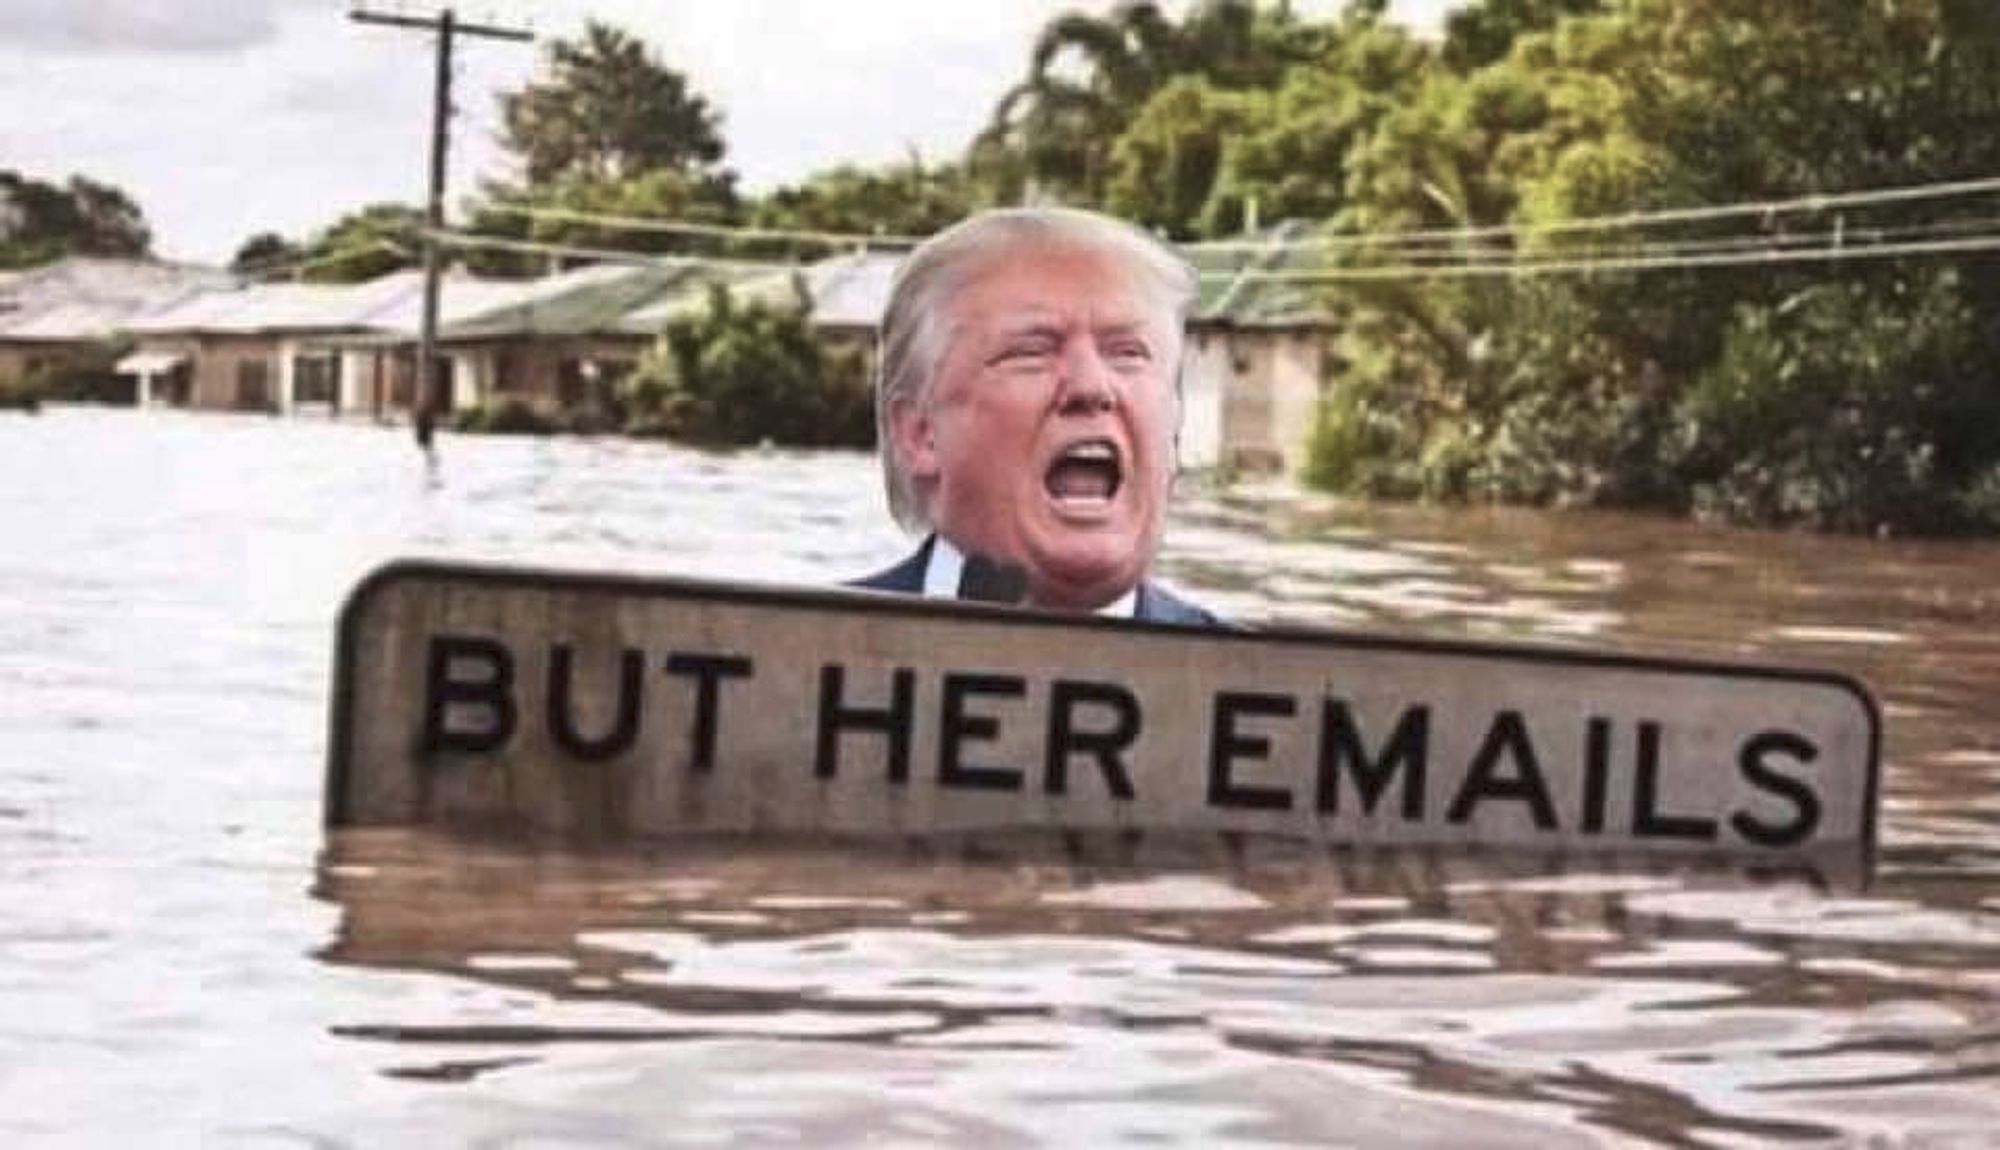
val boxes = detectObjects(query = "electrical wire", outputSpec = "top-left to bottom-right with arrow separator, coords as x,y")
1223,213 -> 2000,266
413,223 -> 2000,284
471,203 -> 926,249
1210,231 -> 2000,283
423,228 -> 812,272
1184,172 -> 2000,254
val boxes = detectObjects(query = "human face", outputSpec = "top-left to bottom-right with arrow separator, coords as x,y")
889,245 -> 1178,611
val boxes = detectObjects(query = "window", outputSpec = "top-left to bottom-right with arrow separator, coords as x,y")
293,353 -> 339,407
236,358 -> 272,410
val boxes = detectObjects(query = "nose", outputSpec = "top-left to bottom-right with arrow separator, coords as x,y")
1055,344 -> 1116,414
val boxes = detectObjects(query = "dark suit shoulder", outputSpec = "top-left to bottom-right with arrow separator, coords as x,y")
848,538 -> 931,594
1137,581 -> 1227,628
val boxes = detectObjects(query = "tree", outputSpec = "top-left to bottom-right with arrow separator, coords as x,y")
306,203 -> 423,282
751,159 -> 980,251
970,1 -> 1328,204
1202,18 -> 1431,237
1310,0 -> 2000,533
460,168 -> 739,276
1102,77 -> 1263,237
1442,0 -> 1606,73
229,231 -> 303,276
500,21 -> 728,186
0,170 -> 152,268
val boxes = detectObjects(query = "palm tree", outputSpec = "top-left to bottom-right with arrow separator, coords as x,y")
970,1 -> 1325,205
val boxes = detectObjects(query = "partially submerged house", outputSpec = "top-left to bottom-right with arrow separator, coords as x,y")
1186,222 -> 1338,475
435,262 -> 750,417
611,249 -> 902,380
123,273 -> 422,412
0,257 -> 233,394
121,271 -> 589,415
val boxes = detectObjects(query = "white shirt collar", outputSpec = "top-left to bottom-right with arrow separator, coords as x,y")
922,535 -> 1138,619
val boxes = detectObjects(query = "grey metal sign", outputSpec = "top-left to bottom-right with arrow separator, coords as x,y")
327,561 -> 1881,862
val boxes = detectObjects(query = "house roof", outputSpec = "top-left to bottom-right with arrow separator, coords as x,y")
1189,221 -> 1335,330
128,278 -> 404,336
806,251 -> 903,330
128,271 -> 535,338
443,262 -> 718,341
0,257 -> 235,342
345,269 -> 569,337
613,250 -> 904,334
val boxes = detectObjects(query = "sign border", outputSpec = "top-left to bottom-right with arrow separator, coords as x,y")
325,559 -> 1884,864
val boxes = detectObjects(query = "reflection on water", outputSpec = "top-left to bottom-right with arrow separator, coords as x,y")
2,409 -> 1997,1145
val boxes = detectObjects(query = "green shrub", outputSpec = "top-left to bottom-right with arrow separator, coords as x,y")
0,374 -> 42,412
1674,275 -> 2000,535
453,396 -> 559,436
621,281 -> 874,449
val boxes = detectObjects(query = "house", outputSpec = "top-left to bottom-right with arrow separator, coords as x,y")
123,273 -> 421,413
1186,222 -> 1338,475
317,273 -> 554,416
122,270 -> 570,415
431,262 -> 743,416
0,257 -> 233,395
613,249 -> 903,378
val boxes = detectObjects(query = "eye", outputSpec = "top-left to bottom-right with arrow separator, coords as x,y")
1104,338 -> 1152,366
991,339 -> 1056,366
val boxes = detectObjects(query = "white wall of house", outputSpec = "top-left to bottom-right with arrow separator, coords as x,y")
338,350 -> 373,413
1270,332 -> 1325,474
1179,330 -> 1230,471
275,339 -> 299,414
448,349 -> 492,410
1214,329 -> 1329,474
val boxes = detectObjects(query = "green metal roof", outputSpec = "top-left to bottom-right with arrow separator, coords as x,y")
1189,220 -> 1335,330
439,263 -> 718,341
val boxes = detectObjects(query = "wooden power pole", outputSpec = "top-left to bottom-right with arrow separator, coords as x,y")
348,7 -> 530,451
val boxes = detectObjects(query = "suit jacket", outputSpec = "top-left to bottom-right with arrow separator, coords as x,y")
850,536 -> 1224,627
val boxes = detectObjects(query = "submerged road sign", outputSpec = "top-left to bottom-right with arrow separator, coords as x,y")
327,561 -> 1881,862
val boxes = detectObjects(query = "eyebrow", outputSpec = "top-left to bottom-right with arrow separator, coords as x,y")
989,317 -> 1154,342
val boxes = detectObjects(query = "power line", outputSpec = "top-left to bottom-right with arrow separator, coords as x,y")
1210,231 -> 2000,283
1185,172 -> 2000,254
429,219 -> 2000,284
474,202 -> 927,249
425,228 -> 811,273
443,176 -> 2000,270
1256,213 -> 2000,266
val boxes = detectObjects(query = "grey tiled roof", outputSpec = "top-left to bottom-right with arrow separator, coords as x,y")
0,257 -> 234,342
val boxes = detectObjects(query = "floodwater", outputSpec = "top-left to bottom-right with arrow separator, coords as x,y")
2,407 -> 1996,1147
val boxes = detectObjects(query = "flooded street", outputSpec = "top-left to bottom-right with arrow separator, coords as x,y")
3,408 -> 1996,1146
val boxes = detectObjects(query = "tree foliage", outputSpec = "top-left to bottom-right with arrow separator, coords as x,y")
622,283 -> 873,448
1309,0 -> 2000,533
229,231 -> 302,276
500,21 -> 728,186
0,170 -> 151,268
752,159 -> 980,249
971,1 -> 1329,205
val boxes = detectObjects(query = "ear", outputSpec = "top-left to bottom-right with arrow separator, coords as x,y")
888,396 -> 940,482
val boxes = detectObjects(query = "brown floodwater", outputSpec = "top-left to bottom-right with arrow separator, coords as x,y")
2,408 -> 1996,1146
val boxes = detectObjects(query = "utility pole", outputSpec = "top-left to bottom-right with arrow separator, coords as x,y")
349,7 -> 530,451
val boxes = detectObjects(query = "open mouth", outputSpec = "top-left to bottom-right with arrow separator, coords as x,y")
1045,437 -> 1123,505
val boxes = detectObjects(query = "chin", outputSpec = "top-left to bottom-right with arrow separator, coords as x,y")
1028,530 -> 1147,594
